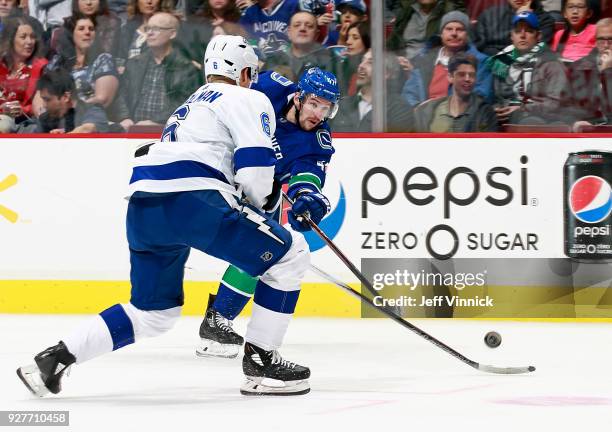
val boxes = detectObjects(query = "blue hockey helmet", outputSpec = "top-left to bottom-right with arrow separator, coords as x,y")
297,67 -> 341,119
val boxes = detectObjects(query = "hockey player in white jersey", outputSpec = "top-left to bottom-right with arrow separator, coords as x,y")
16,35 -> 313,397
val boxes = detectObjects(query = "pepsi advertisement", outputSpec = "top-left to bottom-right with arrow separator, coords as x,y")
322,138 -> 612,318
2,136 -> 612,318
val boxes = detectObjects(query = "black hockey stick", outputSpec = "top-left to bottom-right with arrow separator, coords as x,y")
283,191 -> 535,375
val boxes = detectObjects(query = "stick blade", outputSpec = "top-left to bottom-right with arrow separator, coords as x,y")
477,364 -> 536,375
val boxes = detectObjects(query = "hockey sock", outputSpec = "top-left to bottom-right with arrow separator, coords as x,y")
63,304 -> 134,364
245,279 -> 300,351
213,265 -> 256,320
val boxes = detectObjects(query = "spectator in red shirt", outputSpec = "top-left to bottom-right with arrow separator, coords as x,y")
551,0 -> 599,62
0,16 -> 48,131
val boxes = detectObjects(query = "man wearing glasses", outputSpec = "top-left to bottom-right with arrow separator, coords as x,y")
566,18 -> 612,131
115,12 -> 203,132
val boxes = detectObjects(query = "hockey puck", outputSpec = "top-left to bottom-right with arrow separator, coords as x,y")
484,331 -> 502,348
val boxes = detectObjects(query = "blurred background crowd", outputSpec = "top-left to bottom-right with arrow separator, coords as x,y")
1,0 -> 611,133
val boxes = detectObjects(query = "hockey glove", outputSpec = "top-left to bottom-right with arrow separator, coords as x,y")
288,192 -> 331,232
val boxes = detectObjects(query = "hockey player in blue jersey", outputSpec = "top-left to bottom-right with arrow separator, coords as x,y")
17,35 -> 316,397
196,66 -> 341,359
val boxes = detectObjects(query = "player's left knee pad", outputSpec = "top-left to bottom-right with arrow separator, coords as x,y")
260,230 -> 310,292
122,303 -> 182,339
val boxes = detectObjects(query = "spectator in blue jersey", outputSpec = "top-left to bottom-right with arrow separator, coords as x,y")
29,68 -> 109,133
114,12 -> 202,131
239,0 -> 301,58
400,11 -> 493,107
408,53 -> 498,132
264,11 -> 332,79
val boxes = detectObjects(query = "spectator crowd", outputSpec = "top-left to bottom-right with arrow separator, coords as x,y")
0,0 -> 611,133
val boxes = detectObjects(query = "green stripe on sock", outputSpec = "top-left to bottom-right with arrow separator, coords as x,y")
222,265 -> 257,295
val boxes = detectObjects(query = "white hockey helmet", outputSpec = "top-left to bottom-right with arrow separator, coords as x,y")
204,35 -> 259,86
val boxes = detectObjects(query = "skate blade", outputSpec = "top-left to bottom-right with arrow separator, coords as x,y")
240,377 -> 310,396
16,364 -> 50,397
196,339 -> 240,359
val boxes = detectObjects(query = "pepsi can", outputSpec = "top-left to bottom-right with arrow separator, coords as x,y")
564,151 -> 612,260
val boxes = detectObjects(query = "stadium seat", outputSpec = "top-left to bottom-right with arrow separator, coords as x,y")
502,124 -> 572,133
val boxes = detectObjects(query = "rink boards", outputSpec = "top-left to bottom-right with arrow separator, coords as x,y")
2,134 -> 612,318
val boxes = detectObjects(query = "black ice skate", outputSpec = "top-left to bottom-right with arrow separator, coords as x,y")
240,342 -> 310,396
16,341 -> 76,397
196,293 -> 244,358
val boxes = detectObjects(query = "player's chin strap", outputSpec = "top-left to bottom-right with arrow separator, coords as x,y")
282,191 -> 536,376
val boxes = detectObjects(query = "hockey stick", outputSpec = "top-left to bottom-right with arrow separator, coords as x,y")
283,191 -> 535,375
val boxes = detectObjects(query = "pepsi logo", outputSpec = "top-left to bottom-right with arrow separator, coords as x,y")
569,175 -> 612,223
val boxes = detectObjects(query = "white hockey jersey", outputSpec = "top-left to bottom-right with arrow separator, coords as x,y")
127,82 -> 277,209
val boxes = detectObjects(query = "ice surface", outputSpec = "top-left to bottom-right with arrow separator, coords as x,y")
1,315 -> 611,431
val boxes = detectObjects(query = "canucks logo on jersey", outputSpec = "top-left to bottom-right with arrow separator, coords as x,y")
316,129 -> 333,150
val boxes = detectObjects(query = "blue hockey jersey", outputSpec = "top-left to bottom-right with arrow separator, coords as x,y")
240,0 -> 300,56
252,70 -> 335,196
